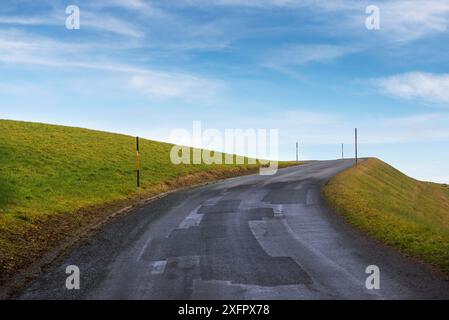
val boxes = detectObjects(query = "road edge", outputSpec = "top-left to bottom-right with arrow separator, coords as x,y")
0,163 -> 303,299
321,158 -> 449,280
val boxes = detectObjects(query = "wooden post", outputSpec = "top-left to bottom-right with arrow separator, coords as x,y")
355,128 -> 358,165
136,136 -> 140,187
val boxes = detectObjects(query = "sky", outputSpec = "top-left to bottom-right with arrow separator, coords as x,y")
1,0 -> 449,182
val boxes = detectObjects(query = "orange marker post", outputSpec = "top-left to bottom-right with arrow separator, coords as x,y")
136,136 -> 140,187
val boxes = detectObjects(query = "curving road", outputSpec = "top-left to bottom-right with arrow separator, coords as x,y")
20,160 -> 449,299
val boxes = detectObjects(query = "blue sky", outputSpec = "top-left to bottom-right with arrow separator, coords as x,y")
1,0 -> 449,182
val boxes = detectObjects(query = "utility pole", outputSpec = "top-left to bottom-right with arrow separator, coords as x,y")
355,128 -> 358,165
296,142 -> 299,162
136,136 -> 140,187
341,143 -> 344,159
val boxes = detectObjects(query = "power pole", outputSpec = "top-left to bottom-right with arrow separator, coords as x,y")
296,142 -> 299,162
355,128 -> 358,165
341,143 -> 344,159
136,136 -> 140,187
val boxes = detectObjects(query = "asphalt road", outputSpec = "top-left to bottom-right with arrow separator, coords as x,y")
20,160 -> 449,299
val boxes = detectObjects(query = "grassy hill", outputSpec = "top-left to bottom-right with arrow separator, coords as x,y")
0,119 -> 293,278
324,158 -> 449,274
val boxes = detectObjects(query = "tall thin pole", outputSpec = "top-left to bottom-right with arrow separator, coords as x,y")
355,128 -> 358,165
341,143 -> 344,159
136,136 -> 140,187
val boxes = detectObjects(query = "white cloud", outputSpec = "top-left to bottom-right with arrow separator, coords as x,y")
82,13 -> 144,38
374,72 -> 449,105
264,44 -> 356,69
0,16 -> 51,25
128,73 -> 221,99
99,0 -> 167,17
0,30 -> 222,101
179,0 -> 449,43
108,0 -> 149,9
175,0 -> 351,9
380,0 -> 449,42
0,29 -> 106,66
0,11 -> 144,38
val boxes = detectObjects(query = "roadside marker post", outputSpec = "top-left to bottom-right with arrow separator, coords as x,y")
355,128 -> 358,165
136,136 -> 140,188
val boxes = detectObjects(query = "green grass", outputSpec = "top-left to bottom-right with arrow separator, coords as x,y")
0,119 -> 296,276
324,158 -> 449,274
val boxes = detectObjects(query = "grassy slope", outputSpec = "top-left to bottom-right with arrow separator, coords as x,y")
324,158 -> 449,273
0,119 -> 293,276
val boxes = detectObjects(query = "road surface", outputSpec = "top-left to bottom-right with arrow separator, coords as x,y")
20,160 -> 449,299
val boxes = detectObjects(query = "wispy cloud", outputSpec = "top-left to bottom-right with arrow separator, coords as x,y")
0,10 -> 144,38
173,0 -> 352,10
178,0 -> 449,43
82,12 -> 144,38
128,73 -> 222,100
0,29 -> 222,101
107,0 -> 151,9
263,44 -> 356,70
96,0 -> 167,17
0,16 -> 51,25
379,0 -> 449,42
374,72 -> 449,106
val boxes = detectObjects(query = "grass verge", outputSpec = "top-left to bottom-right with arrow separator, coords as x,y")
323,158 -> 449,274
0,119 -> 297,281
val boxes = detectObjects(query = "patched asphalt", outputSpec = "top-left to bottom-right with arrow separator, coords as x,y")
19,160 -> 449,299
